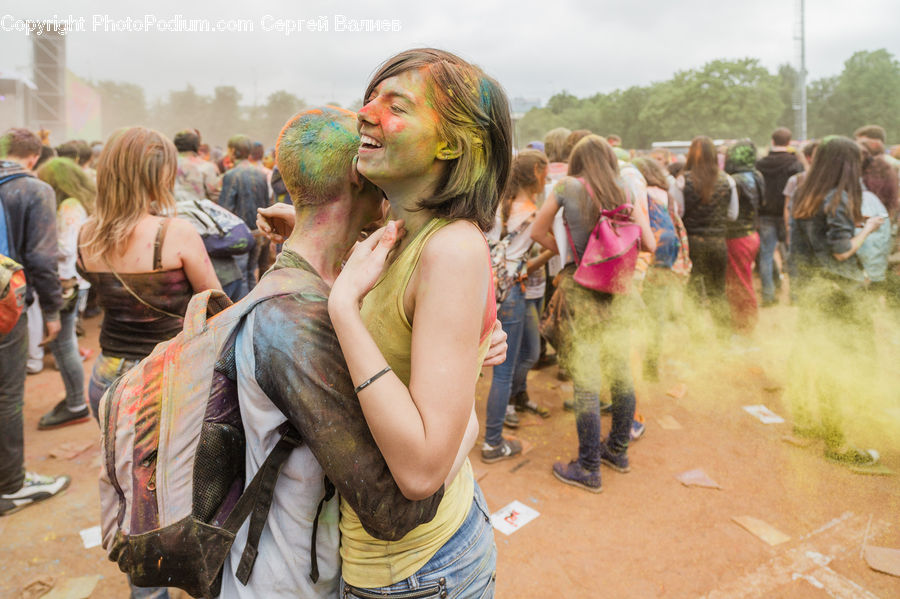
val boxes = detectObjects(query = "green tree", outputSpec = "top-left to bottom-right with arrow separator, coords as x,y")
639,58 -> 782,143
208,86 -> 243,146
158,85 -> 210,139
806,76 -> 839,139
775,63 -> 797,129
261,91 -> 306,147
92,80 -> 148,136
828,49 -> 900,141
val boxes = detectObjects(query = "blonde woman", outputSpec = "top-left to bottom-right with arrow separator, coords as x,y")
79,127 -> 220,599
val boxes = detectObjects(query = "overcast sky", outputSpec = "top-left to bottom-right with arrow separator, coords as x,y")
2,0 -> 899,108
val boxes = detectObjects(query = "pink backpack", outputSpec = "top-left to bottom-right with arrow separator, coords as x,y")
564,183 -> 642,294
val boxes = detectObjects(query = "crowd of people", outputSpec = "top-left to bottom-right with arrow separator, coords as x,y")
1,46 -> 898,598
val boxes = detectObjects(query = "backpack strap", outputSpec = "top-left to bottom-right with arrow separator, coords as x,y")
152,218 -> 172,271
308,476 -> 336,583
230,425 -> 303,585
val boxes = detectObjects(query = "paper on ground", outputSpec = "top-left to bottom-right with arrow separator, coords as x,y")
42,575 -> 102,599
864,545 -> 900,577
743,404 -> 785,424
657,415 -> 682,430
491,500 -> 540,536
666,383 -> 688,400
79,525 -> 102,549
676,468 -> 720,489
732,516 -> 790,546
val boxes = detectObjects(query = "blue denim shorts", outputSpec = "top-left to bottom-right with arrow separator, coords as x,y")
341,482 -> 497,599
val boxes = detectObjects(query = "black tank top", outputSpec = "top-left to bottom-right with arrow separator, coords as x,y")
80,219 -> 194,360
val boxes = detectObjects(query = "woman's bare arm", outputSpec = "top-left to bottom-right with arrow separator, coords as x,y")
329,222 -> 487,500
531,192 -> 560,254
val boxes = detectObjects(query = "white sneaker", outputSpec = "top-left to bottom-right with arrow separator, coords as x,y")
0,472 -> 71,516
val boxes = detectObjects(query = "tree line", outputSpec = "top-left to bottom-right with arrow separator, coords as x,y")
91,82 -> 315,149
515,49 -> 900,149
89,49 -> 900,150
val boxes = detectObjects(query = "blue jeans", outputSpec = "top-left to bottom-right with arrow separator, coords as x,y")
48,290 -> 87,410
0,316 -> 27,494
758,217 -> 784,303
341,482 -> 496,599
484,286 -> 526,447
88,353 -> 140,423
511,297 -> 542,397
568,298 -> 636,469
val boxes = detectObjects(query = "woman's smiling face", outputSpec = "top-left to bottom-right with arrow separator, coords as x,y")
356,68 -> 446,187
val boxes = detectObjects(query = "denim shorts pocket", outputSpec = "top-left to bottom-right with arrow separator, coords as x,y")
343,579 -> 445,599
472,485 -> 492,523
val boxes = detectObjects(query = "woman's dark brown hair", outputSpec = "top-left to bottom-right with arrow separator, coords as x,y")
364,48 -> 512,231
793,136 -> 863,222
500,149 -> 548,233
684,136 -> 721,204
567,134 -> 625,214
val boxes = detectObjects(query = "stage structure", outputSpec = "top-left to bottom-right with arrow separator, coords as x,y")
30,25 -> 67,138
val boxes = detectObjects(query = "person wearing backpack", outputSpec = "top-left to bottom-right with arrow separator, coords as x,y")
217,105 -> 507,598
0,128 -> 68,517
531,135 -> 655,493
482,150 -> 553,463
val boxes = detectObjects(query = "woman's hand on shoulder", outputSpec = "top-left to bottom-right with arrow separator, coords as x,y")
257,203 -> 295,244
330,220 -> 406,311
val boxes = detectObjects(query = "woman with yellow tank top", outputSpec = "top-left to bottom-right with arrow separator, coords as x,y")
327,49 -> 512,599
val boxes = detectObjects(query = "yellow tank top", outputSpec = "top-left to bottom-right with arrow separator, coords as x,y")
339,218 -> 489,587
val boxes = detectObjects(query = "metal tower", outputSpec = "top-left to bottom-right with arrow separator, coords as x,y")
30,25 -> 66,139
793,0 -> 807,140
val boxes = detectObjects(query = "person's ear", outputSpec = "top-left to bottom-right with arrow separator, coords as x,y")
26,154 -> 39,171
435,142 -> 462,161
349,155 -> 364,192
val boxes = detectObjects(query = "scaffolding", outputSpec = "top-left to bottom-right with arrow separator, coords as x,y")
29,26 -> 66,138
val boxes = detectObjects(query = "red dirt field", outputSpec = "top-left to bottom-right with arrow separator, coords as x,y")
2,306 -> 898,598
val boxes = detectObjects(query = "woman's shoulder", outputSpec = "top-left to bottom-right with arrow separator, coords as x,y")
420,220 -> 490,271
425,219 -> 488,252
553,176 -> 584,200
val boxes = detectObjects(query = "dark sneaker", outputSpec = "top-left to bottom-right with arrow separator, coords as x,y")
513,391 -> 550,418
481,438 -> 523,464
563,399 -> 574,412
38,399 -> 91,430
552,460 -> 602,493
0,472 -> 71,516
503,405 -> 520,428
534,353 -> 557,369
556,368 -> 571,382
599,442 -> 631,473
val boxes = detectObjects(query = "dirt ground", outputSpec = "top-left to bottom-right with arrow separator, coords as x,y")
2,302 -> 899,599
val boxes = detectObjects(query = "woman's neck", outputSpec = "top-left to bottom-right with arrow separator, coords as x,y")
386,189 -> 438,254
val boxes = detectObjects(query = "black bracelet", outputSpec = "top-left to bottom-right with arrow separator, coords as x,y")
354,366 -> 392,394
